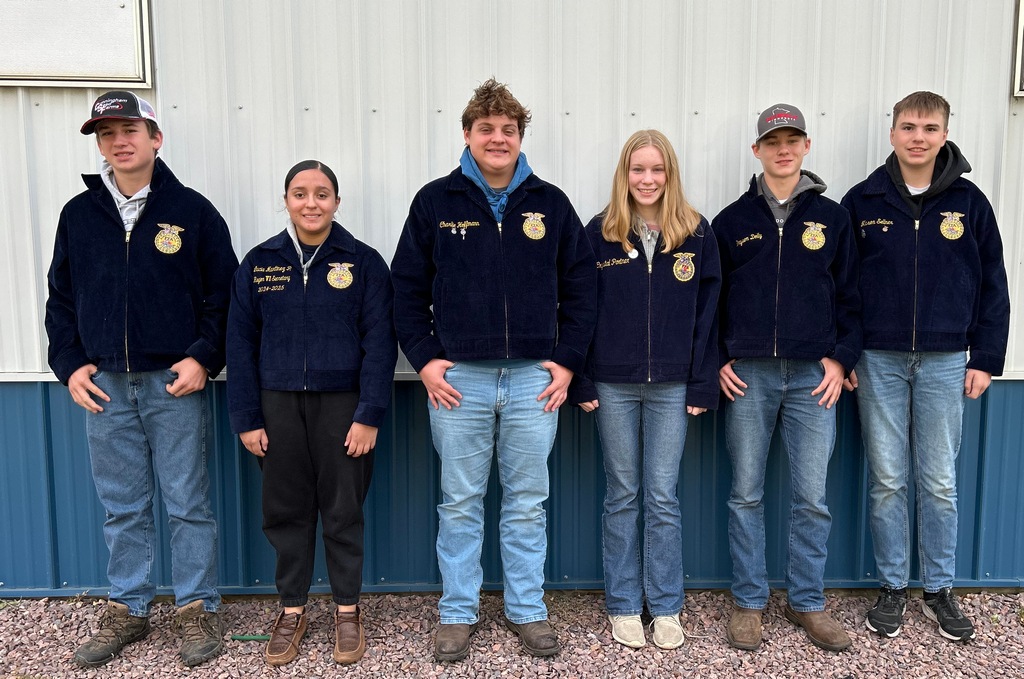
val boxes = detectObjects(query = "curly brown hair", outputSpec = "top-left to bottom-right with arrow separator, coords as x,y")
461,78 -> 532,137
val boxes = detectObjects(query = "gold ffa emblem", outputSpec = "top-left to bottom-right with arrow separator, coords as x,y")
327,262 -> 354,289
522,212 -> 546,240
939,212 -> 965,240
801,222 -> 827,250
673,253 -> 696,282
154,224 -> 184,254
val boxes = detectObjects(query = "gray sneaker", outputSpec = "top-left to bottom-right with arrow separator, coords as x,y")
73,601 -> 150,668
174,600 -> 224,666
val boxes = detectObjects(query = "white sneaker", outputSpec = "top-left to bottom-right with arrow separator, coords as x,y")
651,614 -> 685,649
608,614 -> 645,648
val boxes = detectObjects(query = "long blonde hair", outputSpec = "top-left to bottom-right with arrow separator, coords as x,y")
602,130 -> 701,254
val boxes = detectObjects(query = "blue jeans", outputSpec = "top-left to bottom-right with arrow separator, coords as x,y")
856,350 -> 966,592
87,370 -> 220,616
725,358 -> 835,612
595,381 -> 687,617
429,361 -> 558,625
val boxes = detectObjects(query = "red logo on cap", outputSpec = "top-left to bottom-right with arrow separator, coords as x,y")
766,109 -> 799,126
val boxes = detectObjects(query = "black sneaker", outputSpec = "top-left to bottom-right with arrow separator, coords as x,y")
922,588 -> 975,641
865,587 -> 907,637
74,601 -> 150,668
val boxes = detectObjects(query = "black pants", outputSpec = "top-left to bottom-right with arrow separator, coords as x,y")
259,390 -> 373,606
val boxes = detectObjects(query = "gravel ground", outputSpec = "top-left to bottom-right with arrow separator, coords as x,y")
1,589 -> 1022,678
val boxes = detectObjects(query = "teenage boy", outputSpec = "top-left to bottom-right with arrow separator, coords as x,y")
714,104 -> 861,652
390,79 -> 596,661
842,91 -> 1010,642
45,91 -> 238,668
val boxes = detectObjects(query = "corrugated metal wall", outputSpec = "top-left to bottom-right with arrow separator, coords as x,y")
2,0 -> 1023,377
2,381 -> 1023,597
1,0 -> 1022,596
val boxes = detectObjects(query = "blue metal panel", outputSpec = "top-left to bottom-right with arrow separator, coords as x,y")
1,380 -> 1022,598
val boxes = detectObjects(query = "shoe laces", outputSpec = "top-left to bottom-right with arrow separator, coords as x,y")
877,588 -> 906,613
95,609 -> 138,641
931,589 -> 965,620
176,611 -> 218,643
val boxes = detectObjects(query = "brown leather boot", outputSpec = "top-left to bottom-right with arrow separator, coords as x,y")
333,606 -> 366,664
784,605 -> 852,651
265,609 -> 307,666
727,605 -> 763,650
504,619 -> 560,657
434,622 -> 479,661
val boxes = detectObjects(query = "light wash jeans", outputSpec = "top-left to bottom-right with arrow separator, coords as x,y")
428,361 -> 558,625
856,350 -> 966,592
594,381 -> 687,617
87,370 -> 220,617
725,358 -> 835,612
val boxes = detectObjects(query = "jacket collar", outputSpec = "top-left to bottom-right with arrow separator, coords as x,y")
260,221 -> 357,255
82,156 -> 177,193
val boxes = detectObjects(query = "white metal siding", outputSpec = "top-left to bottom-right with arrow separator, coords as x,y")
2,0 -> 1022,377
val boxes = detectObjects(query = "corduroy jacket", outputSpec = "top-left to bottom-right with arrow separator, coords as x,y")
841,165 -> 1010,375
390,167 -> 597,374
45,158 -> 238,383
572,215 -> 721,409
226,223 -> 397,432
712,176 -> 862,372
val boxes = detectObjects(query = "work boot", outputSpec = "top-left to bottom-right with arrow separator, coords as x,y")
73,601 -> 150,668
784,605 -> 851,652
434,622 -> 478,661
504,618 -> 560,657
174,600 -> 224,666
727,605 -> 763,650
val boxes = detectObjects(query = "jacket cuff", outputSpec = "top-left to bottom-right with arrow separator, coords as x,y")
187,338 -> 224,378
404,336 -> 445,374
686,387 -> 721,411
967,351 -> 1005,377
229,408 -> 265,435
568,377 -> 598,405
551,344 -> 586,375
353,403 -> 387,429
52,348 -> 92,385
832,345 -> 860,375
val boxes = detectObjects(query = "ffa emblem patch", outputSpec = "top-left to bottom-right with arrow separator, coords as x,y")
939,212 -> 965,240
673,252 -> 696,282
522,212 -> 546,240
327,262 -> 354,289
154,224 -> 184,254
801,222 -> 827,250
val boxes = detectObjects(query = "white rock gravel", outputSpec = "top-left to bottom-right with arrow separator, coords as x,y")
1,590 -> 1022,678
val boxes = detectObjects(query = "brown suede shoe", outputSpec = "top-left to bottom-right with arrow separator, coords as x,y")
333,606 -> 366,664
504,619 -> 560,657
784,606 -> 852,652
265,609 -> 307,666
434,622 -> 478,662
727,605 -> 763,650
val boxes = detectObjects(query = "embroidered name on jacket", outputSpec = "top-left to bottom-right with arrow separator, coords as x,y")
859,218 -> 893,237
154,224 -> 184,254
736,232 -> 763,247
253,264 -> 293,293
597,257 -> 630,270
439,220 -> 480,240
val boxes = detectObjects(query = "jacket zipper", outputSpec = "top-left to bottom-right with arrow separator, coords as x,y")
647,253 -> 653,382
303,268 -> 309,389
912,219 -> 919,350
497,220 -> 510,357
773,225 -> 783,357
124,231 -> 132,371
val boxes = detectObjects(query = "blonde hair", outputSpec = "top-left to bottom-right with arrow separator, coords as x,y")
602,130 -> 701,254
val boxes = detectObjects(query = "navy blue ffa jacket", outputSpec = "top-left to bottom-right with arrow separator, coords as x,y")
573,215 -> 722,409
45,158 -> 238,383
841,158 -> 1010,375
712,176 -> 862,372
390,167 -> 597,373
226,223 -> 397,433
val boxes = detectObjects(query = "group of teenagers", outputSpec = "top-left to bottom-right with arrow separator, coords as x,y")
44,79 -> 1009,669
